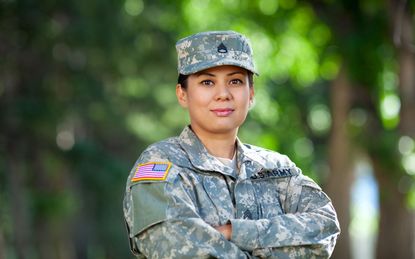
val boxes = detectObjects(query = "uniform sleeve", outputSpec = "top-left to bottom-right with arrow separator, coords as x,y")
124,160 -> 252,258
229,175 -> 340,258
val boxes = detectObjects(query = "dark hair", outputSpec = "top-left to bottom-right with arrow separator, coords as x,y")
177,70 -> 254,89
178,73 -> 189,88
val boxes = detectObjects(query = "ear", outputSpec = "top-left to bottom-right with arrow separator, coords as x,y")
249,86 -> 255,106
176,84 -> 188,108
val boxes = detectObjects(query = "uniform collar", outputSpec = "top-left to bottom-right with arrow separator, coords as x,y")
178,126 -> 235,177
178,126 -> 265,179
235,137 -> 266,178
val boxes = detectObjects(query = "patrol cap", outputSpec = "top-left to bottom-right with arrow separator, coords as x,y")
175,30 -> 258,75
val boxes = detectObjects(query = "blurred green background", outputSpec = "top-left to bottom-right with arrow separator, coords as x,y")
1,0 -> 415,258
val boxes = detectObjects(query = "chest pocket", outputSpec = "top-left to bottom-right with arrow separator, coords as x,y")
202,175 -> 235,225
251,179 -> 286,218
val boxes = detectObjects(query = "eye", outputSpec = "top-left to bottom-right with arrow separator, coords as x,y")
200,80 -> 214,86
230,79 -> 244,85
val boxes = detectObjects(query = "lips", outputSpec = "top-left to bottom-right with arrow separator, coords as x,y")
211,108 -> 234,117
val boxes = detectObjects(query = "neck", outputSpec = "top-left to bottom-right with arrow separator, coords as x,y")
191,127 -> 237,159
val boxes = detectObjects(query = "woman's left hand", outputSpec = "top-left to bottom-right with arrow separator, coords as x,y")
214,224 -> 232,240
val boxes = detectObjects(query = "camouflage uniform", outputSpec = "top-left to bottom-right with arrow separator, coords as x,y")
123,126 -> 340,258
123,31 -> 340,258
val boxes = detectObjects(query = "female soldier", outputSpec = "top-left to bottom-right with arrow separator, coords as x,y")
123,31 -> 340,258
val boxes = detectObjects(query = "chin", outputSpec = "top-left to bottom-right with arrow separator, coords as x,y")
191,118 -> 245,135
208,123 -> 242,134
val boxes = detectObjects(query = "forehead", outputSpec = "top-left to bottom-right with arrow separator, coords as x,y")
194,65 -> 248,76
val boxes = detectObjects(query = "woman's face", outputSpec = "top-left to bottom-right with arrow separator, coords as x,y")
176,65 -> 254,137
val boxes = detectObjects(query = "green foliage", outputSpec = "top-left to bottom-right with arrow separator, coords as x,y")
1,0 -> 414,257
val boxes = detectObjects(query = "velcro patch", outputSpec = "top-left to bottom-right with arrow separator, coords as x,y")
131,162 -> 171,183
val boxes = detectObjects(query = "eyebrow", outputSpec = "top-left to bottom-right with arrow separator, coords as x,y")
195,72 -> 215,77
195,71 -> 246,77
227,71 -> 246,76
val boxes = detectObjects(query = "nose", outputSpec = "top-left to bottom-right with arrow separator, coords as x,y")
214,83 -> 232,101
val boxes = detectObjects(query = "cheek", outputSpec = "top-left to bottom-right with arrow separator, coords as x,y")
236,91 -> 251,105
188,92 -> 211,107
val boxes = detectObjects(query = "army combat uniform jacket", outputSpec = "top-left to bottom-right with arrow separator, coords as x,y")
123,126 -> 340,258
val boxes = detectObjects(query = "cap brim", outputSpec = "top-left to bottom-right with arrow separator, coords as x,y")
180,58 -> 259,76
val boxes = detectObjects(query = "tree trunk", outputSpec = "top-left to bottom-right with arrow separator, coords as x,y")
0,227 -> 6,259
375,1 -> 415,258
373,159 -> 415,259
394,0 -> 415,138
2,68 -> 32,259
325,66 -> 354,259
6,143 -> 31,259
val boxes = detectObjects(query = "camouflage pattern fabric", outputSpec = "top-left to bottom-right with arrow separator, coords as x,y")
176,31 -> 258,75
123,126 -> 340,258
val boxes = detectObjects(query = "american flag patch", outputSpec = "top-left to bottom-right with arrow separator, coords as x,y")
131,162 -> 171,182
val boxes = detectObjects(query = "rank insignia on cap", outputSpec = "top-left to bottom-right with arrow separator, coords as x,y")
217,42 -> 228,53
131,162 -> 171,182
